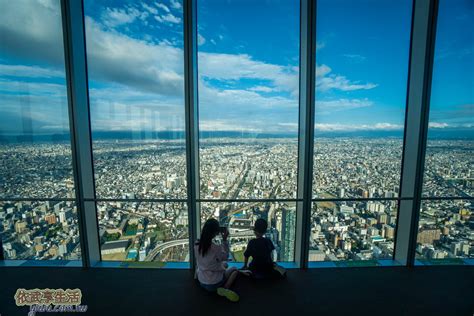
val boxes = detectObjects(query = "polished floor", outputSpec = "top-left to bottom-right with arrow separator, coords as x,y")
0,265 -> 473,316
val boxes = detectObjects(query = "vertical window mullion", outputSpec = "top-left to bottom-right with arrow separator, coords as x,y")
183,0 -> 200,270
296,0 -> 317,269
61,0 -> 101,268
395,0 -> 438,267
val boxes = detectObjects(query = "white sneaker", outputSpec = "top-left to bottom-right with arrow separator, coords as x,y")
273,264 -> 287,277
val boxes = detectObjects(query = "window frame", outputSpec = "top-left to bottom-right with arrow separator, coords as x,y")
2,0 -> 471,268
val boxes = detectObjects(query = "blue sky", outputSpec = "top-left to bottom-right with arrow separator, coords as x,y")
0,0 -> 472,137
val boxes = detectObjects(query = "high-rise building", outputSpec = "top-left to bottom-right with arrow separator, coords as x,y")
417,228 -> 441,245
378,213 -> 388,225
308,249 -> 326,261
383,225 -> 395,239
45,213 -> 57,225
139,247 -> 147,261
59,209 -> 73,224
280,208 -> 295,261
14,221 -> 27,234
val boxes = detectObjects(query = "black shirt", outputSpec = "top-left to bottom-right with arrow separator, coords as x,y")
244,237 -> 275,273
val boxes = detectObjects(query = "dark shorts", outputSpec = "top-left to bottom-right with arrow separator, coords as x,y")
249,263 -> 275,279
199,277 -> 225,292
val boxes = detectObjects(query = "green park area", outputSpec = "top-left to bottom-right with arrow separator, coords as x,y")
233,250 -> 245,262
119,261 -> 166,269
103,232 -> 121,242
124,224 -> 138,236
335,260 -> 379,267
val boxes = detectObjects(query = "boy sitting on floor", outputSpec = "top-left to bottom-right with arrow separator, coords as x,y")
241,218 -> 286,279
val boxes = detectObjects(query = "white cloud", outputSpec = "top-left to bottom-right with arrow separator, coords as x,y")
248,86 -> 276,93
0,78 -> 69,133
155,3 -> 171,13
142,3 -> 158,15
0,78 -> 67,97
199,53 -> 282,80
373,123 -> 403,130
277,122 -> 298,131
317,74 -> 377,92
199,81 -> 297,110
0,0 -> 385,134
316,64 -> 331,77
343,54 -> 367,62
101,7 -> 142,28
315,64 -> 376,92
87,85 -> 185,131
429,122 -> 449,128
317,98 -> 373,112
0,64 -> 63,78
85,17 -> 184,96
155,13 -> 181,24
198,34 -> 206,46
199,119 -> 298,133
315,123 -> 403,132
0,0 -> 376,101
198,52 -> 299,95
170,0 -> 182,10
0,0 -> 64,65
316,41 -> 325,51
199,120 -> 263,132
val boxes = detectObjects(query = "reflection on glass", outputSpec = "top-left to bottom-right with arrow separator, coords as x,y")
200,202 -> 296,262
0,0 -> 74,199
197,0 -> 300,200
97,202 -> 188,263
309,200 -> 398,262
416,199 -> 472,260
312,0 -> 412,198
84,0 -> 187,199
422,0 -> 473,198
0,200 -> 81,260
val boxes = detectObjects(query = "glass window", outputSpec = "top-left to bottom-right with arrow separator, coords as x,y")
83,0 -> 189,265
312,0 -> 412,200
309,0 -> 412,264
84,0 -> 187,200
309,200 -> 398,263
197,0 -> 300,200
416,200 -> 472,261
417,0 -> 473,262
200,202 -> 296,262
0,0 -> 74,199
0,0 -> 81,261
97,202 -> 188,263
0,200 -> 81,260
422,0 -> 473,199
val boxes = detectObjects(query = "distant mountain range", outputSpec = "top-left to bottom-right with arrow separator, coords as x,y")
0,129 -> 473,143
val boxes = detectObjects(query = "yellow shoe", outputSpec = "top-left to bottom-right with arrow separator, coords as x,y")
217,287 -> 240,302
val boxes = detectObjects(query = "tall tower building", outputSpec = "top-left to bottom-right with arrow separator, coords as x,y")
279,208 -> 295,262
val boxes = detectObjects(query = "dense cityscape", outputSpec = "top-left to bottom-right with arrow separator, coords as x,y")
0,137 -> 472,263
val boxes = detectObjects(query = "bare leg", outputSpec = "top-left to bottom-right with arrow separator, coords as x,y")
224,270 -> 238,289
216,267 -> 240,302
223,266 -> 238,289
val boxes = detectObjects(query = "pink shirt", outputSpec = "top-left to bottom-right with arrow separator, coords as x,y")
194,241 -> 229,285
